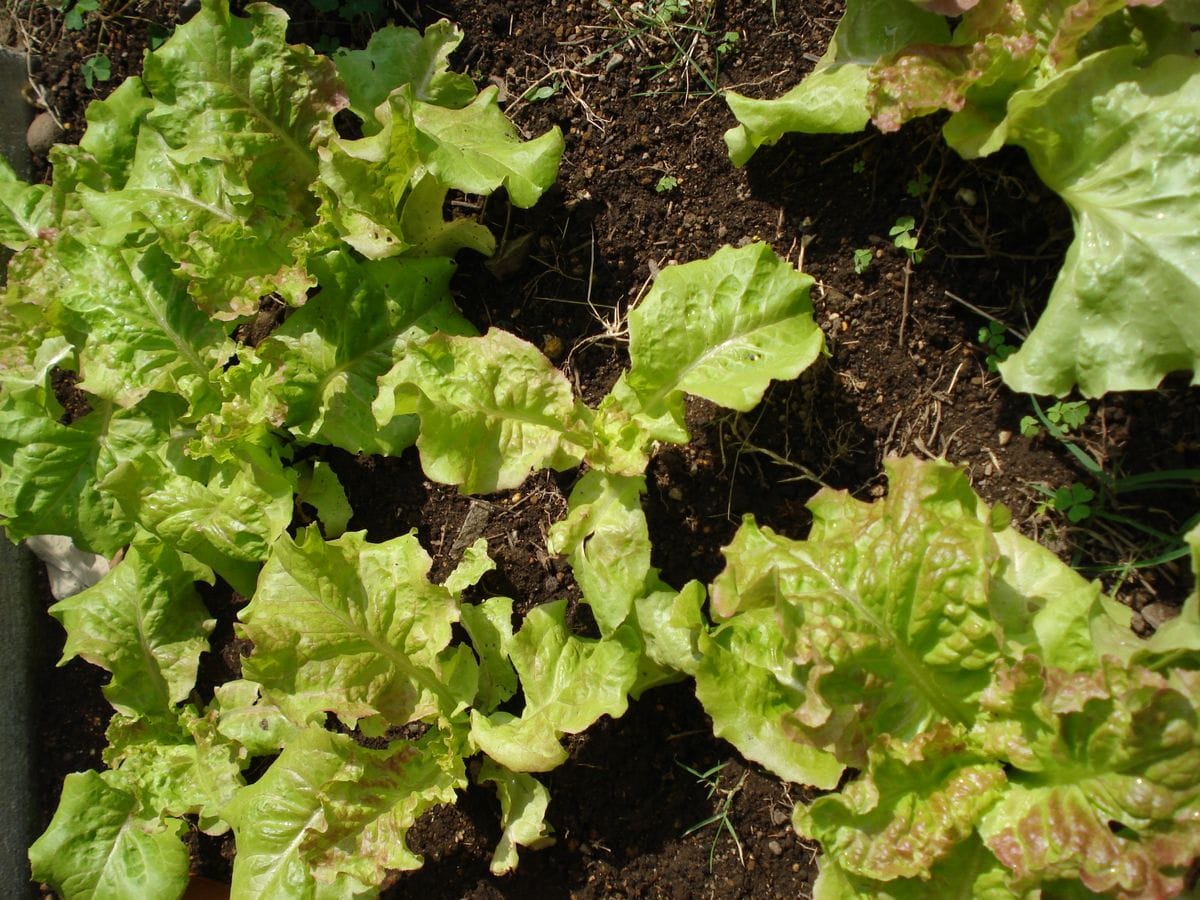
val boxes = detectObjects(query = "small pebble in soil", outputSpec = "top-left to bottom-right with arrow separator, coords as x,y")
1140,602 -> 1178,630
998,430 -> 1013,446
26,111 -> 64,156
768,840 -> 784,856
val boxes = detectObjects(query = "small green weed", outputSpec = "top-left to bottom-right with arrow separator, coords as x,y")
61,0 -> 99,31
851,158 -> 866,174
906,172 -> 931,197
978,321 -> 1017,373
1038,482 -> 1096,523
889,216 -> 924,264
81,54 -> 112,89
523,81 -> 563,102
677,760 -> 747,872
1020,399 -> 1089,438
655,174 -> 679,193
853,248 -> 873,275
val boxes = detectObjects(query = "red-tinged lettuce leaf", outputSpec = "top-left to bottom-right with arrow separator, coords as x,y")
868,0 -> 1171,157
139,0 -> 345,316
255,251 -> 472,456
724,0 -> 949,165
976,657 -> 1200,897
240,528 -> 477,728
997,48 -> 1200,396
794,723 -> 1007,882
810,833 -> 1027,899
303,726 -> 468,885
0,393 -> 184,555
469,601 -> 641,772
222,728 -> 373,898
29,770 -> 190,900
103,708 -> 246,835
334,20 -> 477,129
374,329 -> 592,494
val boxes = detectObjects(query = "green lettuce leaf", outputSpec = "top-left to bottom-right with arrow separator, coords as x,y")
52,240 -> 232,410
724,0 -> 949,165
334,19 -> 477,128
296,459 -> 354,539
547,470 -> 655,635
624,242 -> 823,431
0,157 -> 53,250
469,600 -> 641,771
257,251 -> 471,455
29,770 -> 190,900
460,596 -> 518,712
102,446 -> 295,596
0,393 -> 184,555
412,87 -> 565,208
375,329 -> 592,493
213,679 -> 304,756
998,48 -> 1200,396
314,89 -> 426,259
696,606 -> 845,789
241,528 -> 476,727
50,541 -> 213,719
103,707 -> 245,835
478,758 -> 555,875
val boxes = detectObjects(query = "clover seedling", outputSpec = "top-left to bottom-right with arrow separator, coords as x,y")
1048,482 -> 1095,523
906,172 -> 931,197
978,321 -> 1016,373
853,248 -> 873,275
655,174 -> 679,193
81,54 -> 112,89
889,216 -> 924,264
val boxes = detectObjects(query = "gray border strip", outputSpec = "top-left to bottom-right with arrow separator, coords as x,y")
0,44 -> 37,896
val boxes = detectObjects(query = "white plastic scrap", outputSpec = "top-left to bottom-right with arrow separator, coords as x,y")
24,534 -> 112,600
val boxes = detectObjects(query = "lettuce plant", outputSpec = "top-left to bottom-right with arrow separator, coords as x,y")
1,0 -> 830,889
698,457 -> 1200,898
723,0 -> 1200,398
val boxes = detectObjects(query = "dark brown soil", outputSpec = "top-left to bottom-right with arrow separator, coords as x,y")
11,0 -> 1200,897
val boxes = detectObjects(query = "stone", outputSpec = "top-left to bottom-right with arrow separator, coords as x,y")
26,111 -> 63,157
1140,602 -> 1178,630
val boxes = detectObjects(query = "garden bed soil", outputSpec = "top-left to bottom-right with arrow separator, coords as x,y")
9,0 -> 1200,896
